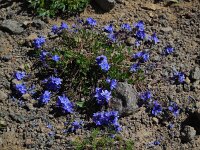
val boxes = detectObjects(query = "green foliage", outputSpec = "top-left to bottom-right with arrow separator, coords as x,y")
72,128 -> 134,150
41,27 -> 133,99
27,0 -> 90,17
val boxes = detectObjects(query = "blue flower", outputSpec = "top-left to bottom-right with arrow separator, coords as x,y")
168,102 -> 180,117
151,33 -> 159,44
56,95 -> 73,113
93,111 -> 121,132
130,63 -> 140,72
107,33 -> 117,42
135,40 -> 141,47
16,84 -> 27,95
52,55 -> 60,62
132,51 -> 149,62
132,51 -> 144,59
152,101 -> 162,116
94,88 -> 112,105
44,76 -> 62,91
164,46 -> 174,55
33,36 -> 46,49
86,17 -> 97,26
40,50 -> 49,61
51,25 -> 59,34
69,120 -> 83,132
174,72 -> 185,83
15,71 -> 26,80
141,53 -> 150,62
39,91 -> 51,104
121,23 -> 132,31
104,24 -> 114,33
136,30 -> 146,40
60,22 -> 68,30
134,21 -> 145,31
96,55 -> 110,72
140,91 -> 152,101
106,78 -> 117,90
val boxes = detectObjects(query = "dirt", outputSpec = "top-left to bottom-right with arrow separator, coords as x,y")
0,0 -> 200,149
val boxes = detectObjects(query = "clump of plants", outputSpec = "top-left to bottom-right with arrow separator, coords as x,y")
11,16 -> 189,149
72,128 -> 134,150
27,0 -> 90,17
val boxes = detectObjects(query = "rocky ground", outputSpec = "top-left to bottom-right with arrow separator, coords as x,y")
0,0 -> 200,149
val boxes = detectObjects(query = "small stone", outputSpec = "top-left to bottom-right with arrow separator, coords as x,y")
190,67 -> 200,80
181,126 -> 196,142
94,0 -> 116,11
32,19 -> 46,30
109,82 -> 138,116
160,27 -> 173,33
22,94 -> 31,101
0,120 -> 6,127
152,117 -> 159,124
141,3 -> 158,11
126,37 -> 135,46
0,20 -> 24,34
25,103 -> 35,111
185,77 -> 190,84
11,79 -> 22,88
0,90 -> 8,101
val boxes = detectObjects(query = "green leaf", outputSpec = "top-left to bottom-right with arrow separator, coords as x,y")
76,101 -> 85,108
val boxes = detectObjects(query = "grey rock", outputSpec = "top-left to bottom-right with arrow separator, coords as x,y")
181,126 -> 196,142
160,27 -> 173,33
32,19 -> 46,30
109,82 -> 138,116
0,20 -> 24,34
22,93 -> 31,101
190,67 -> 200,80
0,54 -> 12,61
0,90 -> 8,101
94,0 -> 116,11
126,37 -> 135,46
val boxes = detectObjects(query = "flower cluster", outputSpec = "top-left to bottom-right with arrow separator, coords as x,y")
164,46 -> 174,55
43,76 -> 62,91
168,102 -> 180,117
39,91 -> 51,104
33,36 -> 46,49
93,111 -> 121,132
68,120 -> 83,132
104,24 -> 114,33
15,71 -> 26,80
94,88 -> 112,105
56,95 -> 73,113
140,91 -> 152,102
15,84 -> 27,95
51,22 -> 68,34
174,72 -> 185,83
96,55 -> 110,72
132,51 -> 150,62
106,78 -> 117,90
86,17 -> 97,26
152,101 -> 162,116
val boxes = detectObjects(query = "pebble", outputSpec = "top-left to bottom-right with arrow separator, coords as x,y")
160,27 -> 173,33
181,126 -> 196,142
0,90 -> 8,102
190,67 -> 200,80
